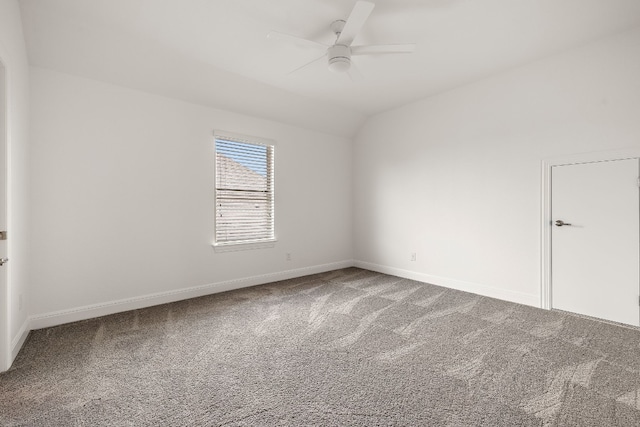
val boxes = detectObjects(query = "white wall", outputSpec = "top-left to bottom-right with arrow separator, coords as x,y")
29,67 -> 353,325
354,26 -> 640,306
0,0 -> 31,370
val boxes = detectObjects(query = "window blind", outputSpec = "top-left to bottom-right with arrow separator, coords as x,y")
214,135 -> 274,244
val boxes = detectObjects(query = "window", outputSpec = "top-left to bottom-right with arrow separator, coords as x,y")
214,131 -> 275,247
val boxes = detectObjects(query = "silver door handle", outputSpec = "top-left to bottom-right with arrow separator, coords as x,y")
0,258 -> 8,266
555,220 -> 572,227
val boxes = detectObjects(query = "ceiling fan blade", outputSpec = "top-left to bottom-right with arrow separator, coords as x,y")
288,53 -> 327,75
267,31 -> 328,50
336,1 -> 375,46
351,44 -> 416,55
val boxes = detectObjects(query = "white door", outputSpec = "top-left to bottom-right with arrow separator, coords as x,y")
551,159 -> 640,326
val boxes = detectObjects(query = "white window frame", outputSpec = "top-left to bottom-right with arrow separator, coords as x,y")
213,131 -> 276,252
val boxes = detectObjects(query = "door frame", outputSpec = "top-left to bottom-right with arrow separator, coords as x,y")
541,148 -> 640,310
0,49 -> 7,371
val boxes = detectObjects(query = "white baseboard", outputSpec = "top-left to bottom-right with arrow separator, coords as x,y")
25,259 -> 538,345
11,318 -> 30,361
29,260 -> 354,330
354,260 -> 539,308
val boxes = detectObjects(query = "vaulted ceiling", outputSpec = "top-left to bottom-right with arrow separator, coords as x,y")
19,0 -> 640,137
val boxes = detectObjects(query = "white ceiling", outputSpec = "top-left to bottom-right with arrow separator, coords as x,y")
18,0 -> 640,137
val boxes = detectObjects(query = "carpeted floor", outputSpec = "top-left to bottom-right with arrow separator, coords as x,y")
2,268 -> 640,426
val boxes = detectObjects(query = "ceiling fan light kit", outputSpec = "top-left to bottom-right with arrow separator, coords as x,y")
268,1 -> 416,78
328,45 -> 351,72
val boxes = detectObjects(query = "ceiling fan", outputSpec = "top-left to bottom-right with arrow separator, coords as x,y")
267,1 -> 415,79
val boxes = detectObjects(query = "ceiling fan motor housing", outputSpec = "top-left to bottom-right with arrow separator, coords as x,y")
327,45 -> 351,72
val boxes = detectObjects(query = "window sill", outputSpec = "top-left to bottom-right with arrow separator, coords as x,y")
213,239 -> 277,253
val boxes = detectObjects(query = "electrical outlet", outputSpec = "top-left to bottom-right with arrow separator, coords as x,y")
410,252 -> 417,262
286,253 -> 292,261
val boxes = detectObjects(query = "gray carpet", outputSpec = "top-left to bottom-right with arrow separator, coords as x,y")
2,268 -> 640,426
